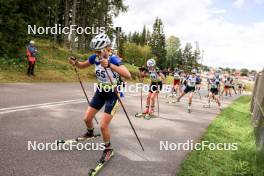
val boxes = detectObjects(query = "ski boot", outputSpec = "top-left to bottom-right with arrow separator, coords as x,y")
188,105 -> 191,113
76,129 -> 94,141
135,107 -> 149,118
144,108 -> 154,120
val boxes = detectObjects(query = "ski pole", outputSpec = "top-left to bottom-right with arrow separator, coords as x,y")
199,90 -> 202,100
71,59 -> 99,124
103,67 -> 145,151
156,82 -> 160,118
140,76 -> 144,113
139,68 -> 145,113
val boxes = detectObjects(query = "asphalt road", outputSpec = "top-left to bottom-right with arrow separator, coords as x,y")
0,83 -> 240,176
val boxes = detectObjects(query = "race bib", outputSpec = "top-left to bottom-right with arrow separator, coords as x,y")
174,73 -> 180,79
95,65 -> 117,84
150,72 -> 158,81
187,77 -> 196,87
211,84 -> 217,89
225,81 -> 231,86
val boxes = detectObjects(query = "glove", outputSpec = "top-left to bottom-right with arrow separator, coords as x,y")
68,56 -> 78,65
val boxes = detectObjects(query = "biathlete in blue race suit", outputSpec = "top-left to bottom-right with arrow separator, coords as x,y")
68,33 -> 131,163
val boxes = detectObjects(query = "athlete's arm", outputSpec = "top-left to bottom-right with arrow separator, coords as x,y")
68,56 -> 91,69
139,71 -> 147,79
110,64 -> 131,79
75,60 -> 90,68
158,72 -> 165,80
102,56 -> 131,79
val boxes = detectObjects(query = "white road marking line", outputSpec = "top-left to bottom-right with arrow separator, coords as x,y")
0,100 -> 87,114
0,94 -> 141,114
0,99 -> 85,111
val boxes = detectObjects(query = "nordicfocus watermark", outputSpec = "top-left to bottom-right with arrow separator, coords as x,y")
160,140 -> 238,151
27,140 -> 105,151
28,24 -> 105,35
93,83 -> 173,93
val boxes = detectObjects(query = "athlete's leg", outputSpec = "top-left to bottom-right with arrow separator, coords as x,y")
172,81 -> 177,96
188,92 -> 194,106
177,90 -> 187,101
27,61 -> 32,75
177,92 -> 185,101
100,113 -> 114,142
215,94 -> 222,110
150,92 -> 157,107
80,90 -> 105,138
239,86 -> 242,94
179,84 -> 183,94
149,92 -> 158,114
99,101 -> 117,162
215,94 -> 221,106
146,92 -> 151,106
208,92 -> 213,105
229,88 -> 232,97
76,106 -> 99,140
233,86 -> 237,94
84,106 -> 99,129
197,84 -> 201,91
224,87 -> 228,96
100,91 -> 119,149
173,83 -> 176,93
144,92 -> 152,113
175,84 -> 180,95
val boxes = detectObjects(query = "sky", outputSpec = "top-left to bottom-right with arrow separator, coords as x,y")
114,0 -> 264,70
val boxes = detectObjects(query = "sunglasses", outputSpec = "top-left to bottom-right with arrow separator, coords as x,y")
95,50 -> 103,55
95,48 -> 110,55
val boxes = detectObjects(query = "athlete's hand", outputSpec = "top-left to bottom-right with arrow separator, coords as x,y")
139,74 -> 144,81
68,56 -> 77,65
100,58 -> 110,68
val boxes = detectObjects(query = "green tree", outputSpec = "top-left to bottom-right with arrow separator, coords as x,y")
140,25 -> 147,46
203,65 -> 210,72
182,42 -> 200,72
0,0 -> 57,58
177,49 -> 184,69
224,67 -> 231,74
240,68 -> 249,76
166,35 -> 181,68
131,31 -> 141,44
182,43 -> 193,72
0,0 -> 128,58
193,41 -> 201,68
150,17 -> 166,68
123,42 -> 152,66
146,29 -> 151,45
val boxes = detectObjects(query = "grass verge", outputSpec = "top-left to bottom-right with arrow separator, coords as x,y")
0,39 -> 140,83
178,96 -> 264,176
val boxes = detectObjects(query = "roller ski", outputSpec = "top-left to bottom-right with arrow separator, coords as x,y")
57,131 -> 101,145
88,148 -> 114,176
203,101 -> 211,108
144,108 -> 154,120
135,112 -> 146,118
203,104 -> 211,108
188,106 -> 191,113
135,106 -> 149,118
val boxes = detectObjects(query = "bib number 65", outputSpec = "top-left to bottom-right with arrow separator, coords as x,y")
96,70 -> 106,78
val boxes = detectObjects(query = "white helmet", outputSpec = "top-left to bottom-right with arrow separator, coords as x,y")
215,68 -> 221,74
29,40 -> 35,45
210,75 -> 216,80
90,33 -> 111,50
147,59 -> 156,67
191,69 -> 197,74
